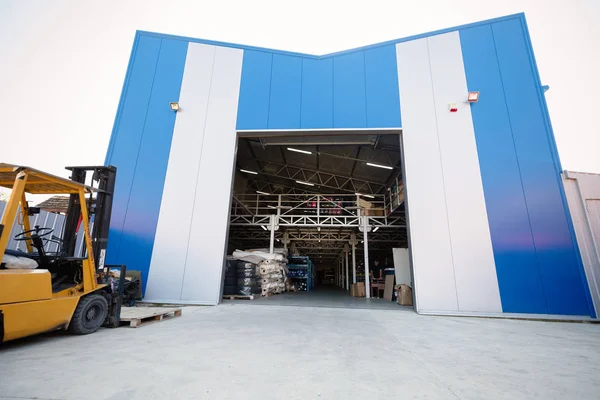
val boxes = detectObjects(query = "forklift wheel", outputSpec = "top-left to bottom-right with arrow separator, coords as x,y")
69,294 -> 108,335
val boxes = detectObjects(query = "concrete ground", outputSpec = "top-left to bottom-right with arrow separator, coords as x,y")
1,289 -> 600,400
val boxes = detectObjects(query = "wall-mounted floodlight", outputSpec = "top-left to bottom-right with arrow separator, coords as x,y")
170,102 -> 180,111
467,92 -> 479,103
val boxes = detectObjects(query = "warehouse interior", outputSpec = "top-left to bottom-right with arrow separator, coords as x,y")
224,130 -> 412,307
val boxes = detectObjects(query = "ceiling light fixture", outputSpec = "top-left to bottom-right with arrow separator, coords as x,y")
366,162 -> 393,170
296,180 -> 314,186
373,227 -> 379,232
355,193 -> 375,199
256,190 -> 270,195
241,169 -> 258,175
261,225 -> 268,231
287,147 -> 312,155
267,205 -> 277,209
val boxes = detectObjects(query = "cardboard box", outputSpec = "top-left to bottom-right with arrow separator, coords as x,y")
363,208 -> 385,216
350,284 -> 357,297
354,282 -> 366,297
358,198 -> 373,209
397,284 -> 413,306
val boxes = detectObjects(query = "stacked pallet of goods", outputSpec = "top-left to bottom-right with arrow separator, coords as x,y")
257,259 -> 287,296
223,257 -> 261,297
237,261 -> 261,296
231,249 -> 288,297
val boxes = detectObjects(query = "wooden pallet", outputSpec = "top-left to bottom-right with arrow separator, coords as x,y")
120,306 -> 182,328
222,294 -> 256,300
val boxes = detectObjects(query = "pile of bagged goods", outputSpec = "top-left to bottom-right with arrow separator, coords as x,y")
228,249 -> 290,297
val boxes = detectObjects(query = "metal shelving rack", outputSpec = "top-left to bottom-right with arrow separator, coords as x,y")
287,255 -> 314,292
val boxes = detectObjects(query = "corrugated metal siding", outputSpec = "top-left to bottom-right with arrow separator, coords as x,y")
1,200 -> 91,260
563,171 -> 600,318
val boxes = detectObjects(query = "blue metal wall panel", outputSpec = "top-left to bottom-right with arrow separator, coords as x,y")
236,50 -> 272,130
460,25 -> 546,314
105,35 -> 161,264
365,45 -> 401,128
268,54 -> 302,129
110,38 -> 188,293
300,58 -> 333,128
491,19 -> 590,316
333,52 -> 367,128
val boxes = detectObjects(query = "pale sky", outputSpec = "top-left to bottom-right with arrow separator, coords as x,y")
1,0 -> 598,184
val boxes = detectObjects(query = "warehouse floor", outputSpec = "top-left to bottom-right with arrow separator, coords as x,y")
228,285 -> 410,310
1,304 -> 599,400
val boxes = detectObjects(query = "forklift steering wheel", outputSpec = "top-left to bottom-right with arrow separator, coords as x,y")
14,227 -> 54,241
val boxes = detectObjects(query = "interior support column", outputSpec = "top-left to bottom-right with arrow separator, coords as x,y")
350,233 -> 357,284
363,216 -> 371,299
269,214 -> 276,254
344,244 -> 349,291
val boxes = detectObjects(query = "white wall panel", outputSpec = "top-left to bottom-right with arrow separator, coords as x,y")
428,32 -> 502,312
396,38 -> 458,312
145,43 -> 216,301
180,46 -> 243,303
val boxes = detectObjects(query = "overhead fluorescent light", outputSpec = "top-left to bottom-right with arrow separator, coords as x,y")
261,225 -> 268,231
241,169 -> 258,175
256,190 -> 270,196
361,240 -> 364,243
355,193 -> 374,199
366,162 -> 393,170
267,205 -> 277,209
287,147 -> 312,155
296,180 -> 314,186
373,227 -> 379,232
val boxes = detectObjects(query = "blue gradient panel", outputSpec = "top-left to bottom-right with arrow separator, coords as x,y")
268,54 -> 302,129
333,52 -> 367,128
492,19 -> 591,316
364,45 -> 401,127
115,39 -> 188,293
105,35 -> 161,266
237,50 -> 272,130
460,25 -> 545,314
301,58 -> 333,128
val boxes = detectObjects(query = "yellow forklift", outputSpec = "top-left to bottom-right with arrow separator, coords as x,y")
0,164 -> 125,342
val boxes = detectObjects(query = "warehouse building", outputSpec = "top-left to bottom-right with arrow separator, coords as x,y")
104,13 -> 598,318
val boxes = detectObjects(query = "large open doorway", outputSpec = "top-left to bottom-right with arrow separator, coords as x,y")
223,129 -> 411,310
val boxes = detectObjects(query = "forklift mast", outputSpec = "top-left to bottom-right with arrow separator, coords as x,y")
62,166 -> 116,272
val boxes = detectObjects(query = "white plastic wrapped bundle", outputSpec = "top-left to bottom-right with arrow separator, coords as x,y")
232,250 -> 285,264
